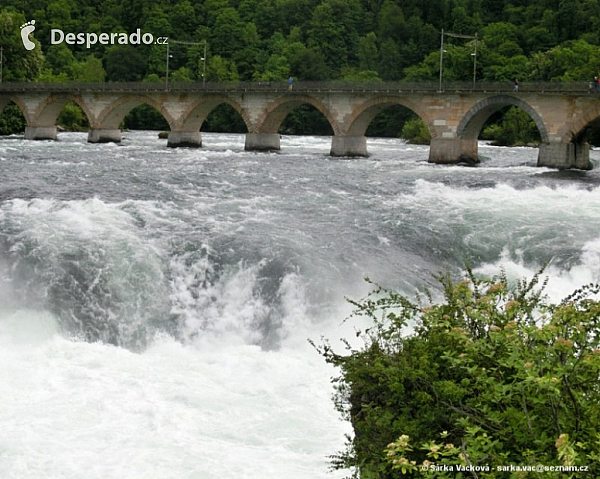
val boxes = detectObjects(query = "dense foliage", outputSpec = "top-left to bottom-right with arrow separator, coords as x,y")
2,0 -> 600,140
4,0 -> 600,84
313,270 -> 600,478
480,107 -> 541,146
0,103 -> 26,135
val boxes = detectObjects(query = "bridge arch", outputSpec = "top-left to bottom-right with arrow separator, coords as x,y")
180,97 -> 251,132
31,94 -> 94,128
96,95 -> 176,130
0,96 -> 31,125
556,105 -> 600,143
255,95 -> 340,135
457,95 -> 549,143
344,96 -> 436,138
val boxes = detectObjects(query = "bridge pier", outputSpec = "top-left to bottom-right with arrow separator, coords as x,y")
330,135 -> 367,157
167,131 -> 202,148
24,126 -> 57,141
88,128 -> 121,143
244,133 -> 280,151
428,137 -> 479,165
538,141 -> 592,170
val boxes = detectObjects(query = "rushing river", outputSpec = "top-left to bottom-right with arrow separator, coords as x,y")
1,131 -> 599,478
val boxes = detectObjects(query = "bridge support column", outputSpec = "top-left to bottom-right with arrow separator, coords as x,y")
330,136 -> 367,157
538,142 -> 592,170
24,126 -> 57,141
167,131 -> 202,148
429,137 -> 479,165
88,129 -> 121,143
244,133 -> 280,151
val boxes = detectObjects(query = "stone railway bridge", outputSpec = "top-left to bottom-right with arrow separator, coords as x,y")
0,81 -> 598,169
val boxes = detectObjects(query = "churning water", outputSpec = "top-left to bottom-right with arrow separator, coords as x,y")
1,132 -> 599,478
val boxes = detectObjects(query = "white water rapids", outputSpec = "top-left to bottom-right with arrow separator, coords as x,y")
1,132 -> 599,478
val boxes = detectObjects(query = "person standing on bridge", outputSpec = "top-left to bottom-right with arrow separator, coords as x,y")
288,76 -> 293,91
513,78 -> 519,92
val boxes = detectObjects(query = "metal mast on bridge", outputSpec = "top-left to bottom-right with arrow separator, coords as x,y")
439,30 -> 478,92
166,39 -> 207,90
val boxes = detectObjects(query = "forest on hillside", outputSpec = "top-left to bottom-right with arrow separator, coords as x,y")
1,0 -> 600,140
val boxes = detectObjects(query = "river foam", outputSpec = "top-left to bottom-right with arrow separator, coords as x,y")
1,132 -> 599,478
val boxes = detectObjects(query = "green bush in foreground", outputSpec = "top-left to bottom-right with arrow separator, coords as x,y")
313,270 -> 600,478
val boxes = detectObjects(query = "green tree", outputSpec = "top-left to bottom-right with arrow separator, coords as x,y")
169,0 -> 196,39
210,8 -> 245,58
451,5 -> 479,34
120,0 -> 152,33
314,270 -> 600,478
207,55 -> 239,81
104,45 -> 147,81
0,103 -> 27,135
96,0 -> 124,33
556,0 -> 582,43
142,6 -> 172,77
202,104 -> 247,132
199,0 -> 231,27
341,67 -> 381,82
57,102 -> 89,131
254,54 -> 290,81
170,67 -> 194,82
480,22 -> 521,53
358,32 -> 379,72
44,44 -> 77,76
403,50 -> 438,81
122,104 -> 169,130
531,40 -> 600,82
36,69 -> 69,82
377,0 -> 405,43
46,0 -> 73,29
0,9 -> 44,81
143,74 -> 162,83
252,0 -> 286,40
525,27 -> 556,54
233,22 -> 261,80
482,106 -> 541,146
401,117 -> 431,144
378,38 -> 402,80
366,105 -> 416,137
483,54 -> 528,82
143,5 -> 172,39
307,0 -> 359,74
71,56 -> 106,82
279,104 -> 334,135
289,47 -> 330,80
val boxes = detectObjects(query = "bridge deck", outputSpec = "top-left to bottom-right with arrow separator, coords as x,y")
0,81 -> 591,94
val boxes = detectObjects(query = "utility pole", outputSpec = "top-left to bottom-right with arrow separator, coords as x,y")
439,29 -> 444,92
168,39 -> 208,87
472,33 -> 478,91
165,42 -> 171,91
0,46 -> 3,83
439,30 -> 478,92
202,40 -> 207,88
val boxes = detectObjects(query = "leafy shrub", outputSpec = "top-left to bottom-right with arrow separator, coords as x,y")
57,103 -> 90,131
400,118 -> 431,145
313,270 -> 600,478
0,103 -> 26,135
481,106 -> 541,146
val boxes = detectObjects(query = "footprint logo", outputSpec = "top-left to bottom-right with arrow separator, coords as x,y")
20,20 -> 36,51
